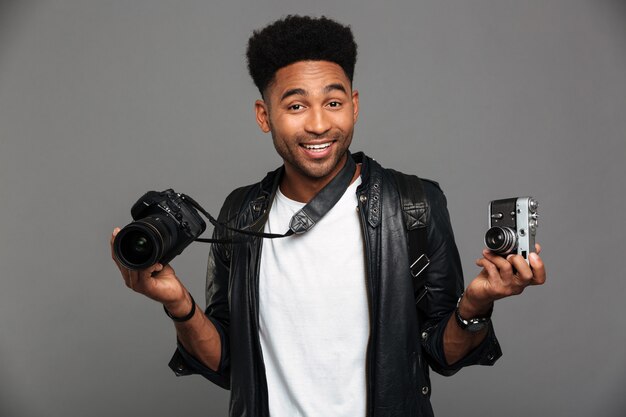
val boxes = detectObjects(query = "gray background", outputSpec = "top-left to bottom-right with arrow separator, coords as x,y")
1,0 -> 624,416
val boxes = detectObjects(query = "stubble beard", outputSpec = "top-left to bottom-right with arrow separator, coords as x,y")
271,130 -> 351,180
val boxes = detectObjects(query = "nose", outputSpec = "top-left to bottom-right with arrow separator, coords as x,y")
304,107 -> 331,136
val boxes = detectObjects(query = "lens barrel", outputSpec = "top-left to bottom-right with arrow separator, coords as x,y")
484,226 -> 517,255
113,215 -> 177,270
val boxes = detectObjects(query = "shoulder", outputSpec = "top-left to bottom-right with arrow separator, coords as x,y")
383,169 -> 456,245
420,178 -> 446,205
381,165 -> 445,204
217,166 -> 282,223
218,183 -> 257,223
222,183 -> 257,210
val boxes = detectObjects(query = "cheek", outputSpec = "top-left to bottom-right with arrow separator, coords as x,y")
335,112 -> 356,132
273,115 -> 303,136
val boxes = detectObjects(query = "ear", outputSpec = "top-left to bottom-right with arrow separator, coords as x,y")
255,100 -> 271,133
351,89 -> 360,124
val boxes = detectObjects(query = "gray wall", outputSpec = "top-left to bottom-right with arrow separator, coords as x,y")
1,1 -> 625,416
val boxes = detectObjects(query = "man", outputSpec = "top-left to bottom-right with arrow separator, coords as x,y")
110,15 -> 546,417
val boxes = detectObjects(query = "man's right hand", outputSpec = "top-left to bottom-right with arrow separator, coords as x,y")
110,227 -> 189,314
110,228 -> 222,371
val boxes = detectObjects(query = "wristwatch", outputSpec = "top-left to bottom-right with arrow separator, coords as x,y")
454,293 -> 493,333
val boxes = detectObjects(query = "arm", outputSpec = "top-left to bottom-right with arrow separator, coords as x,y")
109,229 -> 222,371
418,181 -> 500,374
443,245 -> 546,365
164,290 -> 222,371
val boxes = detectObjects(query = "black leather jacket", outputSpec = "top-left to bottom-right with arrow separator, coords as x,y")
169,152 -> 502,417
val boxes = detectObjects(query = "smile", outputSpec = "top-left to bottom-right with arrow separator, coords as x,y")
301,142 -> 332,152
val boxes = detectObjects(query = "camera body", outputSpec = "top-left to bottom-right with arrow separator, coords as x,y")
113,189 -> 206,270
485,197 -> 538,261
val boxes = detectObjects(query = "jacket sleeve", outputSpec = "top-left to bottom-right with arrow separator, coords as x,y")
167,189 -> 246,389
418,180 -> 502,376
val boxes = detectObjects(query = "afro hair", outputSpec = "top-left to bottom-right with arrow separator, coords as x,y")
246,15 -> 358,96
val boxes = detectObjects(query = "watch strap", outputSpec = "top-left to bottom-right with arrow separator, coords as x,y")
454,293 -> 493,332
164,293 -> 196,322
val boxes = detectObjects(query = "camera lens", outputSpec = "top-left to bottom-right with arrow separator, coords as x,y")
113,215 -> 177,270
121,232 -> 153,264
132,236 -> 150,253
485,226 -> 517,255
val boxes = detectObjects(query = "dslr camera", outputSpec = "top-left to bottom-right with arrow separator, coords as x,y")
113,189 -> 206,270
485,197 -> 538,262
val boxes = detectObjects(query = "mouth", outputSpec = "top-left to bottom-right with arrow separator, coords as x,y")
300,141 -> 334,153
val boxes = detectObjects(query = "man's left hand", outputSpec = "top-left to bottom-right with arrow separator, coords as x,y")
460,244 -> 546,317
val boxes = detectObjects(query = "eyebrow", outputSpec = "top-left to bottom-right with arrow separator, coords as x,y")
280,83 -> 348,102
280,88 -> 307,101
324,83 -> 347,95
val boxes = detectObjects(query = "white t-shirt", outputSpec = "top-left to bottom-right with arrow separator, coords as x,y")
259,177 -> 369,417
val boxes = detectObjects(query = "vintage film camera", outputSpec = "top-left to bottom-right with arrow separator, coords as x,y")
113,189 -> 206,270
485,197 -> 538,262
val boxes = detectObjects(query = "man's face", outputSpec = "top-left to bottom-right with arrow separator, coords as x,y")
255,60 -> 359,185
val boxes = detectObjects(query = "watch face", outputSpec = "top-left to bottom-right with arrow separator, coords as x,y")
455,306 -> 490,333
466,320 -> 488,333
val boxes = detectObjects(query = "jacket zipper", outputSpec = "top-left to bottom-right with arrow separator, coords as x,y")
252,234 -> 270,416
357,193 -> 374,417
250,202 -> 271,417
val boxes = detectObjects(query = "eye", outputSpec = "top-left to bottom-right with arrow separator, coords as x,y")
327,101 -> 342,108
288,104 -> 304,111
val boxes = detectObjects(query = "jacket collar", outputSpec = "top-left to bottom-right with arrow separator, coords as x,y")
352,152 -> 383,228
245,151 -> 380,231
245,166 -> 283,232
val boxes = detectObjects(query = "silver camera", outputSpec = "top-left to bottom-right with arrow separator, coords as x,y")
485,197 -> 538,261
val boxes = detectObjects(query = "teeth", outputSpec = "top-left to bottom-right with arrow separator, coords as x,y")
303,143 -> 331,151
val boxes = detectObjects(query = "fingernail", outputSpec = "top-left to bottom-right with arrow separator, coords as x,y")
530,253 -> 538,261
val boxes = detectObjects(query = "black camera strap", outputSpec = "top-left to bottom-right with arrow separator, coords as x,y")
388,169 -> 430,310
187,152 -> 357,243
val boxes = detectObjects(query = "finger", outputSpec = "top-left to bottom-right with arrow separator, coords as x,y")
142,263 -> 164,279
110,227 -> 120,245
535,243 -> 542,255
127,269 -> 139,290
110,228 -> 132,287
528,252 -> 546,285
476,257 -> 502,284
124,268 -> 141,291
506,254 -> 534,283
154,263 -> 165,276
130,263 -> 163,293
110,228 -> 122,265
483,249 -> 514,278
110,228 -> 116,257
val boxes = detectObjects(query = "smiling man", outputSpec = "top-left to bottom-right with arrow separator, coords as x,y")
110,15 -> 546,417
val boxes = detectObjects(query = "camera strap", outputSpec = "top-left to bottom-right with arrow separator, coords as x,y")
187,152 -> 357,243
388,169 -> 430,310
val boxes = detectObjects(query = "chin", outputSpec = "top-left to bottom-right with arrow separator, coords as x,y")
299,159 -> 343,180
